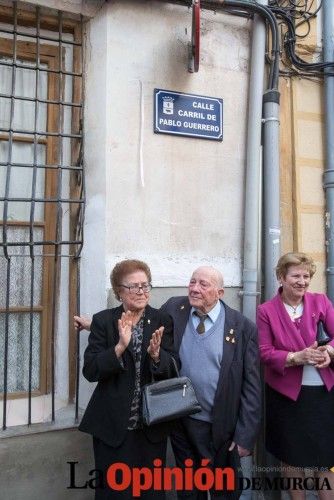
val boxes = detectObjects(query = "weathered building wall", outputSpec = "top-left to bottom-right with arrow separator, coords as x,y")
280,13 -> 326,293
104,1 -> 250,288
80,0 -> 251,306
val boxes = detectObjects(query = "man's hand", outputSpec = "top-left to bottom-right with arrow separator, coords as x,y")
229,441 -> 252,457
74,315 -> 92,331
147,326 -> 164,363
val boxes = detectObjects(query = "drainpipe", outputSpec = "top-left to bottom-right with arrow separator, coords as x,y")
323,0 -> 334,301
263,88 -> 280,301
242,0 -> 268,322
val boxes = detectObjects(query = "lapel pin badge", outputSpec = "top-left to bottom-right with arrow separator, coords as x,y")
225,331 -> 236,343
181,305 -> 185,310
147,319 -> 151,324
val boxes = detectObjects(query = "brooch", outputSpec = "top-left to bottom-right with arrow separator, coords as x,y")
225,329 -> 236,343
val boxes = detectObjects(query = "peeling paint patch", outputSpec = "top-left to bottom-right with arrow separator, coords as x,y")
106,253 -> 242,288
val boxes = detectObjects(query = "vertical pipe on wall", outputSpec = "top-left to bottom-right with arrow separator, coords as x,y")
263,89 -> 281,301
242,0 -> 267,322
323,0 -> 334,301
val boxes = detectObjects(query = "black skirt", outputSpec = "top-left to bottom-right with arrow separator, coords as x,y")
265,384 -> 334,468
93,429 -> 167,499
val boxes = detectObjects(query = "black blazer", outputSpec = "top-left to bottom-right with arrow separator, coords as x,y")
79,304 -> 178,447
160,297 -> 261,452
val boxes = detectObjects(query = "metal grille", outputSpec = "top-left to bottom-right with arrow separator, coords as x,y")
0,1 -> 84,430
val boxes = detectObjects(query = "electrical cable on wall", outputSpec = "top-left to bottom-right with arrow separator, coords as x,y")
268,0 -> 333,78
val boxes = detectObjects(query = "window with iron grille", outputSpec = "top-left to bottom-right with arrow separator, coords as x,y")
0,1 -> 84,430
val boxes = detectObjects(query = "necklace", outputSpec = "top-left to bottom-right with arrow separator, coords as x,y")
288,304 -> 298,316
283,301 -> 303,318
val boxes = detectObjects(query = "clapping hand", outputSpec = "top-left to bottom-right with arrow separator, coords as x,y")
116,311 -> 134,355
147,326 -> 164,363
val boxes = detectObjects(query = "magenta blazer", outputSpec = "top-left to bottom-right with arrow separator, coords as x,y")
257,291 -> 334,400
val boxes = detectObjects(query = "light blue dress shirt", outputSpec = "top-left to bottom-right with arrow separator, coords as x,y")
191,300 -> 221,332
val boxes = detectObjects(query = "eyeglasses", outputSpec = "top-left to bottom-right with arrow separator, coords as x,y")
120,283 -> 152,294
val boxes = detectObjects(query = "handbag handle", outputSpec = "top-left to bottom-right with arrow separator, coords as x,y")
316,320 -> 331,346
170,356 -> 180,377
150,356 -> 179,382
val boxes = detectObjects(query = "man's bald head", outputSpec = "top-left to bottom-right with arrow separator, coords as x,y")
192,266 -> 224,288
188,266 -> 225,314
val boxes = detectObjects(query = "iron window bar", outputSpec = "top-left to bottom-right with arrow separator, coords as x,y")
0,240 -> 83,246
0,26 -> 83,47
0,60 -> 83,77
0,197 -> 85,202
1,1 -> 84,430
0,253 -> 82,258
26,2 -> 41,425
0,162 -> 84,171
0,94 -> 83,108
0,128 -> 82,139
1,0 -> 19,432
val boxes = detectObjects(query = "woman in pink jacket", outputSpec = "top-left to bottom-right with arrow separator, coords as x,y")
257,252 -> 334,500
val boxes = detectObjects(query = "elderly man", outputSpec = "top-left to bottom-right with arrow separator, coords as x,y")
74,265 -> 261,499
161,266 -> 261,500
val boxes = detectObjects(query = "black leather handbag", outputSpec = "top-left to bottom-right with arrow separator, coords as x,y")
142,358 -> 201,426
316,320 -> 331,346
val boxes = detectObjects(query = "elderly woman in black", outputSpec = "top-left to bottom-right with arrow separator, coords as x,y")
79,259 -> 177,499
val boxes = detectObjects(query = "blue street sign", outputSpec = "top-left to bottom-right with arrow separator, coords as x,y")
154,89 -> 223,141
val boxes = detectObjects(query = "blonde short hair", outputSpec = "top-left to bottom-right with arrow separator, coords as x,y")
275,252 -> 316,280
